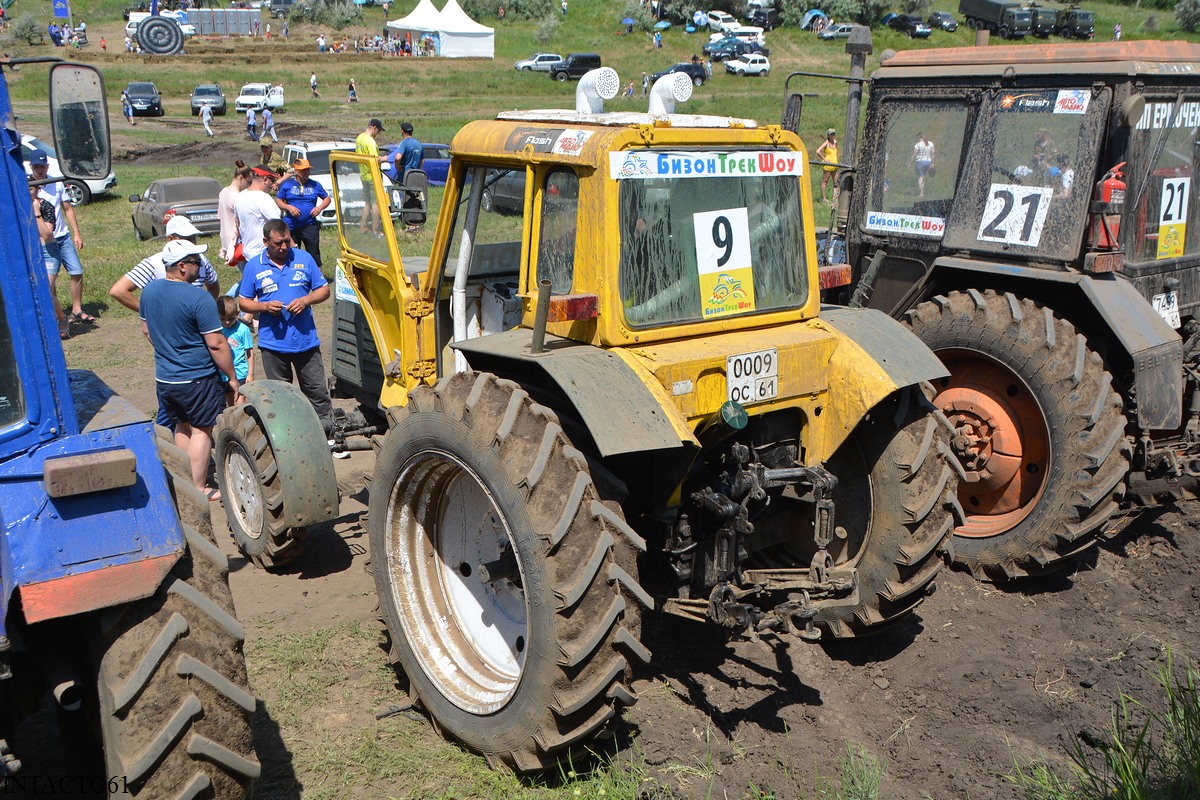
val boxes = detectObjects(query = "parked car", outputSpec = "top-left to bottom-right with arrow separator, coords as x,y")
818,22 -> 855,39
928,10 -> 959,30
21,135 -> 117,207
707,9 -> 737,31
886,13 -> 933,36
709,24 -> 765,45
282,140 -> 402,225
725,53 -> 770,76
703,35 -> 767,60
746,6 -> 780,29
235,82 -> 285,113
481,169 -> 526,215
129,177 -> 222,240
514,53 -> 564,72
190,83 -> 227,116
650,62 -> 708,86
123,81 -> 163,117
549,53 -> 602,81
377,142 -> 451,186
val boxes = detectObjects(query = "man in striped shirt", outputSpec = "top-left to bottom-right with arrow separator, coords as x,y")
109,215 -> 220,312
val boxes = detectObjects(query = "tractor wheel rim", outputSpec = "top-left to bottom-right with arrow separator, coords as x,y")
936,349 -> 1050,538
387,450 -> 527,714
225,445 -> 265,539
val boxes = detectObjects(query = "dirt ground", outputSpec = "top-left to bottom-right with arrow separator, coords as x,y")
19,135 -> 1200,798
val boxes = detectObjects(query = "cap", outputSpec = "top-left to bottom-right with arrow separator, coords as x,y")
400,121 -> 414,134
826,128 -> 836,136
292,158 -> 312,169
369,118 -> 385,131
252,166 -> 277,179
161,239 -> 209,266
259,135 -> 274,147
165,215 -> 203,238
27,150 -> 48,166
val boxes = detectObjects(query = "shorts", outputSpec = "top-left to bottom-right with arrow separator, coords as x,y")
915,160 -> 933,178
156,373 -> 226,429
43,234 -> 83,277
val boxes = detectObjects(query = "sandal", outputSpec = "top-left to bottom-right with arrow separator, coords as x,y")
68,311 -> 96,324
206,487 -> 222,502
404,225 -> 421,235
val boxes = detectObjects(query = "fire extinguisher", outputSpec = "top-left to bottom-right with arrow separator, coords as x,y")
1089,161 -> 1126,250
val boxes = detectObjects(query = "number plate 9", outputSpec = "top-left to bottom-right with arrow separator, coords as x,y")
726,348 -> 779,405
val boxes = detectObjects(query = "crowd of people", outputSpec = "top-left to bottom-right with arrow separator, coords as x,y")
315,31 -> 435,56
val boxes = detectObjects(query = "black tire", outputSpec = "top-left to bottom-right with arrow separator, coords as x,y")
370,371 -> 651,772
693,76 -> 704,86
92,429 -> 258,796
480,188 -> 495,213
905,290 -> 1130,581
137,17 -> 184,55
998,24 -> 1009,37
214,404 -> 305,569
810,384 -> 963,637
133,219 -> 146,241
63,180 -> 91,207
156,106 -> 165,117
555,71 -> 568,82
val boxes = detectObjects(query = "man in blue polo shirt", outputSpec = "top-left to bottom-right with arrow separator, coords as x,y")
237,219 -> 334,437
141,239 -> 240,499
275,157 -> 330,269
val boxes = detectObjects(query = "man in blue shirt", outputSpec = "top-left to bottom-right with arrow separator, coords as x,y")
397,121 -> 423,179
141,239 -> 240,498
237,219 -> 334,436
275,157 -> 331,268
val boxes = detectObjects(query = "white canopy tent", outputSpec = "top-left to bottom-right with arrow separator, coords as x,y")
386,0 -> 443,33
386,0 -> 493,58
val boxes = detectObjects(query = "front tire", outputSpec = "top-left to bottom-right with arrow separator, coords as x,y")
480,188 -> 495,213
92,430 -> 259,796
555,71 -> 568,82
63,180 -> 91,207
905,290 -> 1130,581
370,372 -> 651,772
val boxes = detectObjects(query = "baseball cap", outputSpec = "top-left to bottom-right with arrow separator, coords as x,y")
400,121 -> 414,134
292,158 -> 312,169
27,150 -> 48,166
162,239 -> 208,266
165,215 -> 203,238
259,136 -> 274,147
252,166 -> 277,179
369,118 -> 385,131
826,128 -> 836,135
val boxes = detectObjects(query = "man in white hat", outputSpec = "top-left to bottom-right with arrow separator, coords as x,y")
109,214 -> 220,312
141,239 -> 241,499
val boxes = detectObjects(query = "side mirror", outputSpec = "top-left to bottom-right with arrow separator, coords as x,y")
49,64 -> 111,182
129,195 -> 141,202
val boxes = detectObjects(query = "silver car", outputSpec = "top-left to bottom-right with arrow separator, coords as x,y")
514,53 -> 563,72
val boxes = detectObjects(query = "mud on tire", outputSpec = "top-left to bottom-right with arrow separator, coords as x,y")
91,429 -> 258,797
814,383 -> 964,637
905,290 -> 1130,580
369,371 -> 652,772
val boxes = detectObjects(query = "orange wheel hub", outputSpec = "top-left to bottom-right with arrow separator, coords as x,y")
935,350 -> 1050,538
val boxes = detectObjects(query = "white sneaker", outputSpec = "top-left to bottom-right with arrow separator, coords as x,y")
329,439 -> 350,459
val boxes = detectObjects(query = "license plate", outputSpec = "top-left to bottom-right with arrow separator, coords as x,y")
1153,291 -> 1181,329
726,348 -> 778,405
190,213 -> 217,222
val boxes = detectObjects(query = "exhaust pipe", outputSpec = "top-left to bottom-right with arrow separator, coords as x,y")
649,73 -> 693,114
39,652 -> 81,712
576,67 -> 621,113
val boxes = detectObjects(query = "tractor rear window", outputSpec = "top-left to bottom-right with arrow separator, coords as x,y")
1122,95 -> 1200,264
617,169 -> 807,327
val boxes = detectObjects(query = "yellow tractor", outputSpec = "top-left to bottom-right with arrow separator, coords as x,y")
216,72 -> 963,771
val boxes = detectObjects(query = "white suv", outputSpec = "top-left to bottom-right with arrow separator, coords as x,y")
235,83 -> 285,113
282,140 -> 401,226
21,135 -> 117,206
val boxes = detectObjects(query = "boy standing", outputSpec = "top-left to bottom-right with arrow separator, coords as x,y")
218,296 -> 255,404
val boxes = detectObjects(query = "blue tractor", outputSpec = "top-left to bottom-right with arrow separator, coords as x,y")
0,62 -> 257,794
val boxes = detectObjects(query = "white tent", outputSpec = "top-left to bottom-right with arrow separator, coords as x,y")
435,0 -> 494,58
386,0 -> 442,33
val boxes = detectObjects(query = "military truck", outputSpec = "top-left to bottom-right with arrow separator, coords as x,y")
0,63 -> 257,793
215,70 -> 962,770
1054,4 -> 1095,38
830,41 -> 1200,582
959,0 -> 1032,37
1022,2 -> 1057,36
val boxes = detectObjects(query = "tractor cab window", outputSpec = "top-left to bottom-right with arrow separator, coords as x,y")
535,170 -> 578,295
862,97 -> 970,240
0,288 -> 26,431
616,153 -> 807,327
943,87 -> 1112,260
332,158 -> 393,263
1122,96 -> 1200,264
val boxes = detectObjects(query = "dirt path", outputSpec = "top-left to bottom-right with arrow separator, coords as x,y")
41,306 -> 1200,799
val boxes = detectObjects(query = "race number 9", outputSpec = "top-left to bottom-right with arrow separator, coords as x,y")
977,183 -> 1053,247
694,207 -> 752,275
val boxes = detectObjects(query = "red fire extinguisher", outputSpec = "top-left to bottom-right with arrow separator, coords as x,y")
1089,161 -> 1126,250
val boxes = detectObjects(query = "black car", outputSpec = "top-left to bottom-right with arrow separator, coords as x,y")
887,13 -> 933,37
928,10 -> 959,31
549,53 -> 602,82
747,6 -> 780,30
702,35 -> 766,60
124,81 -> 164,117
650,62 -> 708,86
190,83 -> 227,116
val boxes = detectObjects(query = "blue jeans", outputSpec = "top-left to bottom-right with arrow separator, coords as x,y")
43,234 -> 83,276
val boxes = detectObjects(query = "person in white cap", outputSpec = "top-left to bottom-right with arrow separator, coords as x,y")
140,239 -> 241,499
110,214 -> 221,312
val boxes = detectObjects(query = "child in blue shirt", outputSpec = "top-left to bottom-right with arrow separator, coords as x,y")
218,296 -> 255,404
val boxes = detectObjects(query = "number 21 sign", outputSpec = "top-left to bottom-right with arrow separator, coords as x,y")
977,183 -> 1053,248
1157,177 -> 1189,261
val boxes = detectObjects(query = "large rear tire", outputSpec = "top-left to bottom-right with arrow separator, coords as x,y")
905,290 -> 1130,580
813,384 -> 963,637
369,371 -> 652,772
214,404 -> 305,569
92,430 -> 258,797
